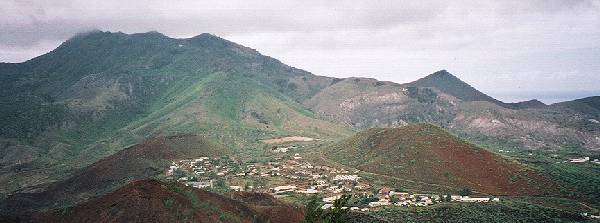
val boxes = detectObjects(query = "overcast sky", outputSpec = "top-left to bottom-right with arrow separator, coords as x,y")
2,0 -> 600,103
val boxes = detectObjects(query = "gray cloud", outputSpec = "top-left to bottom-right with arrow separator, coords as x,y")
1,0 -> 600,103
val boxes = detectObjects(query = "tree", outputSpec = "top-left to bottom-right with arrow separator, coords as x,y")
323,194 -> 352,223
459,187 -> 472,196
303,194 -> 352,223
303,196 -> 324,223
390,196 -> 400,203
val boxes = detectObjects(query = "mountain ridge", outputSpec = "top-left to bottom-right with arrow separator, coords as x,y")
0,30 -> 350,196
1,30 -> 599,199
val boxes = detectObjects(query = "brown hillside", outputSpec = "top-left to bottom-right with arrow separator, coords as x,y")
230,192 -> 305,223
2,135 -> 230,216
326,124 -> 558,196
35,179 -> 303,223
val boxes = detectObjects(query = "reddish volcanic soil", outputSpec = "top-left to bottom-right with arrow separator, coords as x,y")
1,135 -> 230,218
36,180 -> 303,223
328,124 -> 559,196
231,192 -> 305,223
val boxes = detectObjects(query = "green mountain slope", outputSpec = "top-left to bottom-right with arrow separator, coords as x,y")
1,30 -> 598,199
0,31 -> 351,195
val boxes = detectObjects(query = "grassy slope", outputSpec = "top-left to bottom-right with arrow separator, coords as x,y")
370,201 -> 588,223
0,31 -> 351,194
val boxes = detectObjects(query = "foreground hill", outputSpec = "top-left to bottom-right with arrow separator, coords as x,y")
325,124 -> 558,196
28,179 -> 303,223
1,135 -> 230,216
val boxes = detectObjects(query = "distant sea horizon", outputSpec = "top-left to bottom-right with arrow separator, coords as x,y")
486,90 -> 600,104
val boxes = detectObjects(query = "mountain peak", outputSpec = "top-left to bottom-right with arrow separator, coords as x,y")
129,31 -> 169,39
508,99 -> 547,109
421,69 -> 461,83
431,69 -> 451,76
410,70 -> 506,106
191,32 -> 218,39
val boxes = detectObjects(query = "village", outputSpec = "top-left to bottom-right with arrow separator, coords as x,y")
164,145 -> 501,212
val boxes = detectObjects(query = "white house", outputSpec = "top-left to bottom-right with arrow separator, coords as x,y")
333,175 -> 360,182
297,188 -> 319,194
460,196 -> 491,202
321,204 -> 334,209
323,195 -> 341,203
272,185 -> 297,193
570,157 -> 590,163
229,186 -> 243,191
186,181 -> 212,189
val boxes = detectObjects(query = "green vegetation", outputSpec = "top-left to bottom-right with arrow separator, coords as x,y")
0,31 -> 350,195
370,201 -> 587,223
163,198 -> 175,208
458,188 -> 472,196
304,194 -> 352,223
537,162 -> 600,207
406,86 -> 437,103
2,30 -> 600,223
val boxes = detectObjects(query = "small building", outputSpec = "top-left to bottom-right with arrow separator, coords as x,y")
229,186 -> 243,191
323,195 -> 341,203
460,196 -> 491,202
451,195 -> 462,201
272,146 -> 290,153
321,204 -> 334,209
333,175 -> 360,182
368,199 -> 391,207
272,185 -> 297,194
297,188 -> 319,194
570,157 -> 590,163
186,181 -> 213,189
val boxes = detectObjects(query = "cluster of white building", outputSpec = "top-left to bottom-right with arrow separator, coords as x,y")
319,189 -> 500,212
271,145 -> 297,153
166,156 -> 240,189
167,154 -> 502,214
